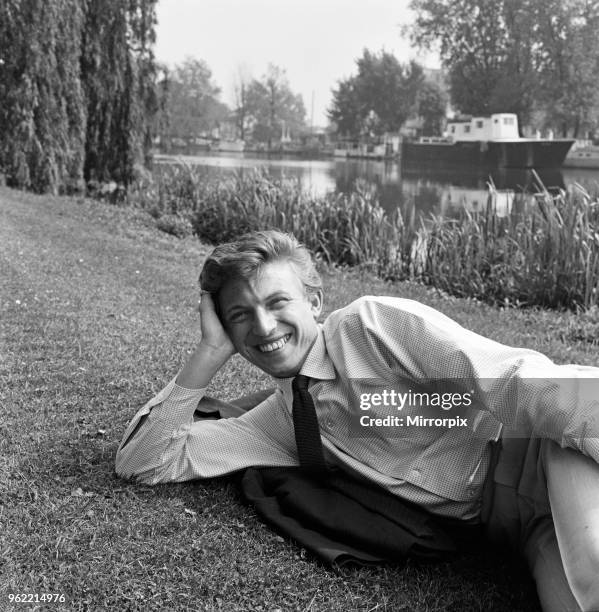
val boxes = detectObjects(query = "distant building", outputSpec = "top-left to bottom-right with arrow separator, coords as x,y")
400,117 -> 424,139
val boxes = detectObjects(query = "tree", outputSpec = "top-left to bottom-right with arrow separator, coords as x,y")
409,0 -> 536,119
328,50 -> 424,138
327,78 -> 364,138
530,0 -> 599,136
232,65 -> 252,141
408,0 -> 599,135
245,64 -> 306,147
417,80 -> 448,136
165,57 -> 228,140
81,0 -> 159,184
0,0 -> 87,193
151,63 -> 171,150
0,0 -> 159,193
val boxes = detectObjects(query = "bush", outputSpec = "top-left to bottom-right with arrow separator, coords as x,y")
155,213 -> 193,238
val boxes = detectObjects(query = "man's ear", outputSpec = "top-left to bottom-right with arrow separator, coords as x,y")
308,289 -> 323,319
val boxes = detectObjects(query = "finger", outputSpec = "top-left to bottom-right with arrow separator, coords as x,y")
199,291 -> 214,308
199,293 -> 221,324
198,290 -> 212,309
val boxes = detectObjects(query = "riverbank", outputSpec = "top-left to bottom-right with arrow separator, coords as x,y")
131,165 -> 599,311
2,186 -> 597,610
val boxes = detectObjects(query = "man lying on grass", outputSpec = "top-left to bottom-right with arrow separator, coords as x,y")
116,230 -> 599,612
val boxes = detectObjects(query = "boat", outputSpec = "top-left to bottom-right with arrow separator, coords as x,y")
213,139 -> 245,152
402,113 -> 575,169
563,142 -> 599,168
333,134 -> 400,160
333,141 -> 390,159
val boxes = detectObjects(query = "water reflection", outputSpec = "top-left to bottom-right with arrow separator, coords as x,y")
398,167 -> 566,220
155,153 -> 599,220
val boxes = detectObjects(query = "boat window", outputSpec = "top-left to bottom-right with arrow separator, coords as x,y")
450,125 -> 456,133
503,117 -> 515,125
475,120 -> 483,128
464,125 -> 471,133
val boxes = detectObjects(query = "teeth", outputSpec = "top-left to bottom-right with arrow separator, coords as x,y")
257,334 -> 291,353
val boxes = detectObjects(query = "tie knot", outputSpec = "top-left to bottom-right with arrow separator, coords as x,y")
292,374 -> 310,392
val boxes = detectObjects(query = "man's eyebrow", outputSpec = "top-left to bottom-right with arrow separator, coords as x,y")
224,303 -> 247,317
266,291 -> 291,300
224,291 -> 291,316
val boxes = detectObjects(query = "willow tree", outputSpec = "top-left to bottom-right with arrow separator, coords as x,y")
81,0 -> 158,185
0,0 -> 86,193
0,0 -> 158,194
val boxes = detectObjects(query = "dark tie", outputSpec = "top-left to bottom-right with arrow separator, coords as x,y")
292,374 -> 327,474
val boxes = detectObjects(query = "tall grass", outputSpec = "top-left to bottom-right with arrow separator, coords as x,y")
127,163 -> 599,310
423,181 -> 599,309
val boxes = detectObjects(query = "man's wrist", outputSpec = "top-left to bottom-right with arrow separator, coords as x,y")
175,342 -> 232,389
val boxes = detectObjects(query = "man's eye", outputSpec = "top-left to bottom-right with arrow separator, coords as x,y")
270,298 -> 289,308
229,311 -> 249,323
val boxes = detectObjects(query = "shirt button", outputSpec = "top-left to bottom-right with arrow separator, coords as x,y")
326,418 -> 333,428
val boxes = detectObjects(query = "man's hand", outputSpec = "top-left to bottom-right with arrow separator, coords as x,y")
198,291 -> 235,356
175,292 -> 236,389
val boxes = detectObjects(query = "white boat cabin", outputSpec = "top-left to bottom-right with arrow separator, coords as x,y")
446,113 -> 520,142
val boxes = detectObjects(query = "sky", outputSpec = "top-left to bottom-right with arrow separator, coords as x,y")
154,0 -> 439,127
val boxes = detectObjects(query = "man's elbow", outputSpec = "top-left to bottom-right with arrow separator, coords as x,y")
114,451 -> 157,485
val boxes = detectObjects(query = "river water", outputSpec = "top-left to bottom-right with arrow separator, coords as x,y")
155,152 -> 599,219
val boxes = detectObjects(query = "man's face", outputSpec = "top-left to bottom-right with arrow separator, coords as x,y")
218,259 -> 323,378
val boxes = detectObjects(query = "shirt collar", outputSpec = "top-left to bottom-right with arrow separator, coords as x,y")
298,325 -> 336,381
275,326 -> 336,395
276,326 -> 334,413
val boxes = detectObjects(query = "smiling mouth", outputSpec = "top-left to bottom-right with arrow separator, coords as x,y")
256,334 -> 292,353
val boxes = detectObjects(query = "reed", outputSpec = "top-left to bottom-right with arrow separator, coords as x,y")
127,163 -> 599,311
423,182 -> 599,309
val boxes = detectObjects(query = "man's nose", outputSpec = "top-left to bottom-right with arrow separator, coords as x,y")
252,308 -> 276,336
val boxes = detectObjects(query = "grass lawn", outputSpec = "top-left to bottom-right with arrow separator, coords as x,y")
1,185 -> 597,611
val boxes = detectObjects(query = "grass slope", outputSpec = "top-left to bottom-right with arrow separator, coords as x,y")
1,186 -> 596,611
